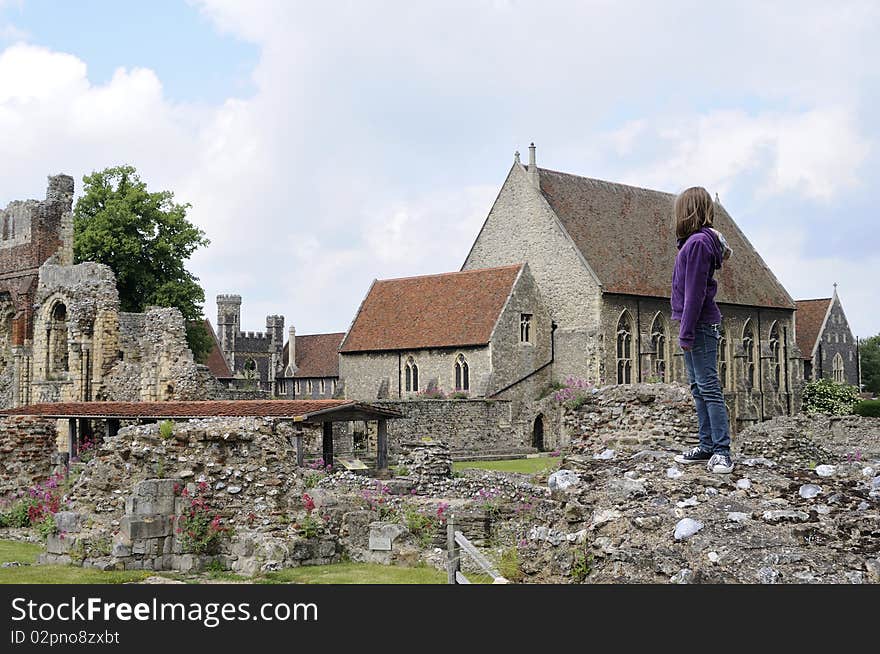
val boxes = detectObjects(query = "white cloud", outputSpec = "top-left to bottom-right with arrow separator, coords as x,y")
751,225 -> 879,339
1,0 -> 878,339
611,108 -> 870,200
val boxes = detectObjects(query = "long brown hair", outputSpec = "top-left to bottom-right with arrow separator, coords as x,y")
674,186 -> 714,240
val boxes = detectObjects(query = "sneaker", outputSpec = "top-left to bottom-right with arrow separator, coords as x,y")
674,446 -> 712,465
707,453 -> 734,474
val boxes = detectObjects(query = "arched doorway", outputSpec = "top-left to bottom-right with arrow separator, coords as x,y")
532,414 -> 545,452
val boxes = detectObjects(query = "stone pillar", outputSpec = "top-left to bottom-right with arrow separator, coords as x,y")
322,421 -> 334,468
527,142 -> 539,189
377,419 -> 388,471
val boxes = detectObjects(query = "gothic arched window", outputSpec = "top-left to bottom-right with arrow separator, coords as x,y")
405,357 -> 419,393
743,319 -> 756,391
47,302 -> 69,374
650,313 -> 667,381
454,354 -> 469,391
768,322 -> 781,389
718,329 -> 728,390
616,311 -> 633,384
832,353 -> 844,383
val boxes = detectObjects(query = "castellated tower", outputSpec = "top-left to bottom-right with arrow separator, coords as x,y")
266,314 -> 284,373
216,294 -> 241,368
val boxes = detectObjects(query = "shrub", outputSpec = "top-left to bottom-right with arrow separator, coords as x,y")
176,484 -> 233,554
499,546 -> 524,583
553,376 -> 596,410
36,515 -> 57,540
802,378 -> 860,415
159,420 -> 174,440
449,391 -> 469,399
402,505 -> 438,549
853,400 -> 880,417
571,547 -> 593,583
417,387 -> 446,399
537,380 -> 565,400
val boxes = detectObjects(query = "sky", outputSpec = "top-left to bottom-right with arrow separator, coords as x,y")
0,0 -> 878,340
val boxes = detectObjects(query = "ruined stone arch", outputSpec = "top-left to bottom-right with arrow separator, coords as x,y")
45,298 -> 70,375
532,413 -> 545,451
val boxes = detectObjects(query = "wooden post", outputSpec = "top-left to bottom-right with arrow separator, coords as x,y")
67,418 -> 78,465
377,418 -> 388,471
447,515 -> 460,584
295,432 -> 304,467
322,421 -> 333,468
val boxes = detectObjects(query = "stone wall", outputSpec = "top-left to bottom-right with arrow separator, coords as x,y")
0,174 -> 74,355
376,399 -> 526,455
599,294 -> 802,433
558,383 -> 699,453
0,416 -> 58,497
341,346 -> 492,401
462,161 -> 603,381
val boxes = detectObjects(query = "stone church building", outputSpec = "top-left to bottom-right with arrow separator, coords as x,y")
339,264 -> 552,403
795,287 -> 859,385
461,145 -> 803,431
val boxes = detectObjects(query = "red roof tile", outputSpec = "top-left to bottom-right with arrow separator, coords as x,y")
339,265 -> 522,353
795,298 -> 831,359
534,167 -> 796,309
0,400 -> 401,420
281,332 -> 345,378
202,319 -> 232,378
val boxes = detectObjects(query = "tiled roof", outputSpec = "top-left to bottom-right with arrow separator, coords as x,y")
0,400 -> 402,420
795,298 -> 832,359
281,332 -> 345,378
202,319 -> 232,378
533,167 -> 796,309
340,264 -> 523,353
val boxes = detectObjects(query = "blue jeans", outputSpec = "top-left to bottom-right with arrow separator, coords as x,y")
683,322 -> 730,456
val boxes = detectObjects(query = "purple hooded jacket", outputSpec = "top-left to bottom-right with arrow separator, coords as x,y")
671,227 -> 724,349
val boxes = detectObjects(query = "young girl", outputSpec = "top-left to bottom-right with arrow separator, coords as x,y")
671,187 -> 733,474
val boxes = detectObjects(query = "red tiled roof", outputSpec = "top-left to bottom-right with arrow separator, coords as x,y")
339,265 -> 523,353
534,167 -> 796,309
202,319 -> 232,378
281,332 -> 345,378
795,298 -> 831,359
0,400 -> 401,420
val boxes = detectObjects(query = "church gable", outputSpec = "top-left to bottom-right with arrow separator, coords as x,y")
462,159 -> 602,329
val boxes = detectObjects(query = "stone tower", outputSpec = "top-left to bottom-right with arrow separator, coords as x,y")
266,314 -> 284,375
216,294 -> 241,368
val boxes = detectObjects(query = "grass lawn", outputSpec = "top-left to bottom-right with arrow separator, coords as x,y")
0,540 -> 484,584
453,456 -> 560,475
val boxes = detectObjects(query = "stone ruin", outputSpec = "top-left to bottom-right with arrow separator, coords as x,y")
2,383 -> 879,583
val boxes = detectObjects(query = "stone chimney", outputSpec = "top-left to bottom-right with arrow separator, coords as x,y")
286,325 -> 297,375
527,142 -> 539,189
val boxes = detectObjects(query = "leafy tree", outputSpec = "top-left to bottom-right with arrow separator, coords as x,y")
802,377 -> 859,415
860,334 -> 880,395
73,165 -> 212,361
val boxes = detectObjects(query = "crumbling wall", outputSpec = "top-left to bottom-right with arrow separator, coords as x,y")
0,416 -> 58,497
104,306 -> 222,401
559,383 -> 699,452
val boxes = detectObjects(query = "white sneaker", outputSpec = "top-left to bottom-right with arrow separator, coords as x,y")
707,453 -> 734,474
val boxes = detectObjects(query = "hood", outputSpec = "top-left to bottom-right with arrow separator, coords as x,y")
677,227 -> 724,269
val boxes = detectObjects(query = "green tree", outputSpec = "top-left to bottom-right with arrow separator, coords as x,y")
860,334 -> 880,395
73,165 -> 212,361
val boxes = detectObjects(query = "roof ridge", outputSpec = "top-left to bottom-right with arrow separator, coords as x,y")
295,331 -> 346,338
796,298 -> 832,303
536,166 -> 677,198
374,263 -> 523,284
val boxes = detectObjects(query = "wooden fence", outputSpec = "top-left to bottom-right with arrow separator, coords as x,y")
446,516 -> 509,584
